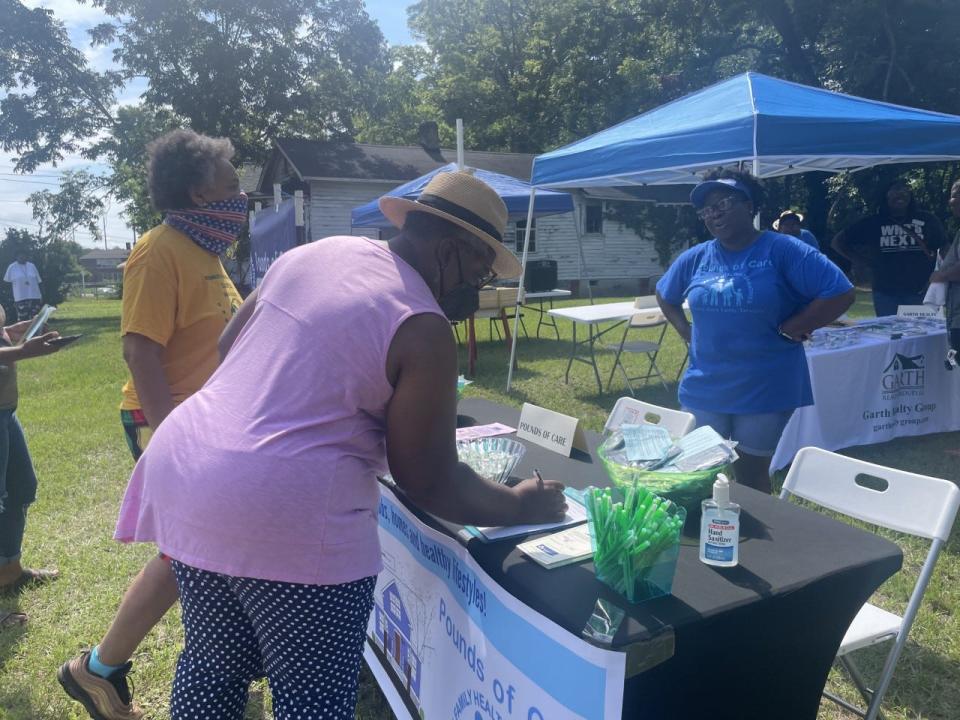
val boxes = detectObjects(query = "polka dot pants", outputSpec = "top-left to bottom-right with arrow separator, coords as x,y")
170,561 -> 376,719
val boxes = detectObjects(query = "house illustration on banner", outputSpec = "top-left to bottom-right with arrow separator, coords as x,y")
371,580 -> 423,711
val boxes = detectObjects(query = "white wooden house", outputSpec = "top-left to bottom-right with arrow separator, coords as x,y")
255,130 -> 683,292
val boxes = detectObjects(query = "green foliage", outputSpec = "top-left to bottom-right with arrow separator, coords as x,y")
0,0 -> 121,171
88,105 -> 180,234
26,170 -> 108,244
0,228 -> 83,317
354,45 -> 447,145
88,0 -> 390,162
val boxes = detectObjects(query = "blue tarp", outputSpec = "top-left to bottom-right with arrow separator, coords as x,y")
351,162 -> 573,228
532,72 -> 960,189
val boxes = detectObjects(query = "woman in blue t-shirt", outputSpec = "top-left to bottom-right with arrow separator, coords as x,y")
656,170 -> 855,493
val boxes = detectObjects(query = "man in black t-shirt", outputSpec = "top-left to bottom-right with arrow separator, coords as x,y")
832,179 -> 946,316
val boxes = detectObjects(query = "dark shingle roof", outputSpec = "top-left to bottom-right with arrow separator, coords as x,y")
274,138 -> 536,183
238,164 -> 267,196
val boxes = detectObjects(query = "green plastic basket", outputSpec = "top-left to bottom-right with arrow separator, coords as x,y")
597,443 -> 728,515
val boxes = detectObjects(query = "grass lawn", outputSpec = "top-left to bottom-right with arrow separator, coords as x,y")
0,293 -> 957,719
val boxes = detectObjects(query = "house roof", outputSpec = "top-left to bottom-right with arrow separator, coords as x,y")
79,248 -> 130,261
271,137 -> 536,185
238,164 -> 268,197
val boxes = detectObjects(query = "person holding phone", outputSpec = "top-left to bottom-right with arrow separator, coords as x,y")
0,309 -> 63,628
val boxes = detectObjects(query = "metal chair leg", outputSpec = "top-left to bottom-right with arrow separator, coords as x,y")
605,326 -> 630,393
821,655 -> 885,720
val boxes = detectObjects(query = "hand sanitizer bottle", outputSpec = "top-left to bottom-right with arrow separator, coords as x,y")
699,473 -> 740,567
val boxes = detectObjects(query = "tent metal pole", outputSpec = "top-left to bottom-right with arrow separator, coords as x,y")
506,189 -> 537,391
752,156 -> 761,230
456,119 -> 465,170
573,193 -> 594,304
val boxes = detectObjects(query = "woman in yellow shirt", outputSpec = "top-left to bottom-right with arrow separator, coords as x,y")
59,129 -> 245,720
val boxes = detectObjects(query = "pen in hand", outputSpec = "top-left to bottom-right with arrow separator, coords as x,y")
533,468 -> 544,490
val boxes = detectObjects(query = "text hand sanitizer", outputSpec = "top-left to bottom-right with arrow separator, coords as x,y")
699,473 -> 740,567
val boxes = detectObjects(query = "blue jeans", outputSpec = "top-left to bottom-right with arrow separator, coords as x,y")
683,406 -> 794,457
872,289 -> 925,317
0,410 -> 38,566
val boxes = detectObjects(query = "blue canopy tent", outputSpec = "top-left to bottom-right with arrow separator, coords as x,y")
350,162 -> 573,226
530,72 -> 960,189
507,72 -> 960,389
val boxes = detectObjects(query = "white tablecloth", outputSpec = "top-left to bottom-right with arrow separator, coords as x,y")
771,329 -> 960,471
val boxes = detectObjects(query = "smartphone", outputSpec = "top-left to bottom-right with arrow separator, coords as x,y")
46,334 -> 82,348
18,305 -> 56,345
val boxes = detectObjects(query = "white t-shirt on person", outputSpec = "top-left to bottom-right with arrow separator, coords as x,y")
3,261 -> 41,301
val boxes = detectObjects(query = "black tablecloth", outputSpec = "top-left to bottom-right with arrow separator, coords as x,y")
398,399 -> 903,720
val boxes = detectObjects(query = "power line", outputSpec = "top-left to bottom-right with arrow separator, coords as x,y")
0,178 -> 65,186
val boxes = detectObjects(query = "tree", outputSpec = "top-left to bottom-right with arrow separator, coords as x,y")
404,0 -> 960,267
27,170 -> 108,245
354,45 -> 448,146
0,0 -> 121,171
87,0 -> 390,163
88,105 -> 181,234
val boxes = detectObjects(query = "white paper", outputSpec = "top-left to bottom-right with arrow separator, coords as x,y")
472,492 -> 587,541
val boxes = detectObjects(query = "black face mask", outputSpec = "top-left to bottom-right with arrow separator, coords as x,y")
437,243 -> 483,321
438,283 -> 480,321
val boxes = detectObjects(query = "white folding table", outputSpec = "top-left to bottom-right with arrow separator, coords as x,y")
523,289 -> 572,339
548,301 -> 645,393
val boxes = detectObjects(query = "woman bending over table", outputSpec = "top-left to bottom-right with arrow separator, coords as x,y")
657,169 -> 855,493
109,171 -> 566,719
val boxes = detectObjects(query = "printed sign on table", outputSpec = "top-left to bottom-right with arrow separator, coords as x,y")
365,486 -> 625,720
516,403 -> 587,457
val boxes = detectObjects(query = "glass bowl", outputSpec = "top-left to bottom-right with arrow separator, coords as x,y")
457,437 -> 526,484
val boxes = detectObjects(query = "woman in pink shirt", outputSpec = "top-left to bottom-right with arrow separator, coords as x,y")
111,172 -> 566,719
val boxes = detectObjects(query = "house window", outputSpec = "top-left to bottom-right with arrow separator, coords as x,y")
389,593 -> 402,620
515,218 -> 536,253
584,202 -> 603,234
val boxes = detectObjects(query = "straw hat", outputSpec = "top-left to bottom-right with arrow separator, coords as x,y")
379,170 -> 521,278
772,209 -> 804,231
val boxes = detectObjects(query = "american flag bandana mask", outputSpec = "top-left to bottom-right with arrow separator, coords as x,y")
164,192 -> 248,256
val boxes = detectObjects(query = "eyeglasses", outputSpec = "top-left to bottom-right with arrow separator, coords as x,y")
454,243 -> 498,289
696,195 -> 743,220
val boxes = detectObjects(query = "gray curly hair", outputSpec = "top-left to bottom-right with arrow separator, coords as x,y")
146,129 -> 235,211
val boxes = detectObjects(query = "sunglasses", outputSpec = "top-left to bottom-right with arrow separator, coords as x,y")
696,195 -> 744,220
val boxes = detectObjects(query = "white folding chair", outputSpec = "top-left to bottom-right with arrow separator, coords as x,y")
604,397 -> 696,438
605,295 -> 669,394
779,447 -> 960,720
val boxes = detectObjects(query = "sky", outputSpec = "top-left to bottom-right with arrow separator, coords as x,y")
0,0 -> 415,249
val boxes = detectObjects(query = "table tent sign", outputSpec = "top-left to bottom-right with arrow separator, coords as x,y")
365,486 -> 625,720
517,402 -> 588,456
